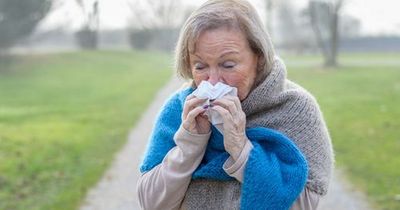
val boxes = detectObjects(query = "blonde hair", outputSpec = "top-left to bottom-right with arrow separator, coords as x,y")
174,0 -> 275,86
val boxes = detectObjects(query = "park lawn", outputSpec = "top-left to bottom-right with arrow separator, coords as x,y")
284,53 -> 400,210
0,51 -> 172,210
1,51 -> 399,210
283,52 -> 400,69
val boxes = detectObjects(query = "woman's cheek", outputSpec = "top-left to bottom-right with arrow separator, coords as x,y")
192,71 -> 205,86
227,73 -> 250,88
226,73 -> 254,99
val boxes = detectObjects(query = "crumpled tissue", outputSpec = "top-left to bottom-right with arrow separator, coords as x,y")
192,81 -> 237,132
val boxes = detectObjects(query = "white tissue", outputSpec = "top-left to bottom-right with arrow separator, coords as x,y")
192,81 -> 237,132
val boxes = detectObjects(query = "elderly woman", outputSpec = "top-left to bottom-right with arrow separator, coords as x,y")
137,0 -> 333,209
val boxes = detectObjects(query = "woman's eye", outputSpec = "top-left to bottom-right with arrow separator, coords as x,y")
222,61 -> 236,69
194,63 -> 206,70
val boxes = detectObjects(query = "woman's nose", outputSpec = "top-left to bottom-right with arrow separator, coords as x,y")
207,70 -> 221,85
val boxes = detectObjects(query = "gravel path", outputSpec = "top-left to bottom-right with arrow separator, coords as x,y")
80,77 -> 373,210
318,169 -> 373,210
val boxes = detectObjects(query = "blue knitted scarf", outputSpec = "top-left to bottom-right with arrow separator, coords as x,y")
140,88 -> 308,210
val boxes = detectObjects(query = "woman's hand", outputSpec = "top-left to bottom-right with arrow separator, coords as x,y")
182,94 -> 211,134
211,95 -> 247,161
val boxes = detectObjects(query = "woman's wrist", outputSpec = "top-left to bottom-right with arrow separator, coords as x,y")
174,125 -> 211,156
228,136 -> 248,161
223,139 -> 254,182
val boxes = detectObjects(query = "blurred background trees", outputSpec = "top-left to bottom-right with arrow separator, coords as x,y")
0,0 -> 52,56
275,0 -> 316,54
126,0 -> 188,51
309,0 -> 344,67
1,0 -> 399,66
75,0 -> 99,49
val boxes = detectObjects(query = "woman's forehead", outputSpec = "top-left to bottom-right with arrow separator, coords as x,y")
190,27 -> 249,54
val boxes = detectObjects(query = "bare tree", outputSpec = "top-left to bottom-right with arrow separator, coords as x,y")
126,0 -> 184,51
126,0 -> 182,30
0,0 -> 52,55
75,0 -> 99,49
309,0 -> 344,67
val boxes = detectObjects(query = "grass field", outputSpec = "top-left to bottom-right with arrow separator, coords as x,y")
0,51 -> 399,210
283,53 -> 400,210
0,51 -> 172,210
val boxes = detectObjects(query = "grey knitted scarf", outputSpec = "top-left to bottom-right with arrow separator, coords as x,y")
182,57 -> 334,209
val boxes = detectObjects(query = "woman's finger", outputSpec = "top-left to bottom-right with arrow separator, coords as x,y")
211,105 -> 234,125
223,95 -> 242,111
212,103 -> 246,132
225,95 -> 246,126
182,106 -> 207,130
187,105 -> 207,120
212,98 -> 238,117
186,94 -> 195,101
182,97 -> 207,120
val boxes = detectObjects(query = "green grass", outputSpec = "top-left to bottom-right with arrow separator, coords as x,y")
1,51 -> 399,210
0,51 -> 172,210
283,52 -> 400,68
283,53 -> 400,210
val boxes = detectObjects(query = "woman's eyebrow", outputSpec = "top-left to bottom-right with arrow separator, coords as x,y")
191,54 -> 204,60
220,51 -> 240,58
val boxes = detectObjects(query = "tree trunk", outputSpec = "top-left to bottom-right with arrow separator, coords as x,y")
326,1 -> 342,67
309,2 -> 330,64
309,0 -> 343,68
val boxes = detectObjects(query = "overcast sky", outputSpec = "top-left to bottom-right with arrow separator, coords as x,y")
40,0 -> 400,36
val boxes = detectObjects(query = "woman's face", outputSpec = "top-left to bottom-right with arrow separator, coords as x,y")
189,27 -> 259,101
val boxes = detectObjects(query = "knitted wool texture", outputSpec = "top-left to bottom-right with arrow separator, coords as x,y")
180,58 -> 334,209
140,57 -> 333,209
140,88 -> 308,210
241,57 -> 334,195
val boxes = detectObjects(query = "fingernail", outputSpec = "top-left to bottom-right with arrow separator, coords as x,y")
203,105 -> 209,109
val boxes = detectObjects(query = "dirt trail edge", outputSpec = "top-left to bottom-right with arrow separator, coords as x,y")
80,76 -> 183,210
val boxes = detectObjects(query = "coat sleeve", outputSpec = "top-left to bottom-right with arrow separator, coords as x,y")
222,138 -> 253,182
137,126 -> 210,210
290,187 -> 321,210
